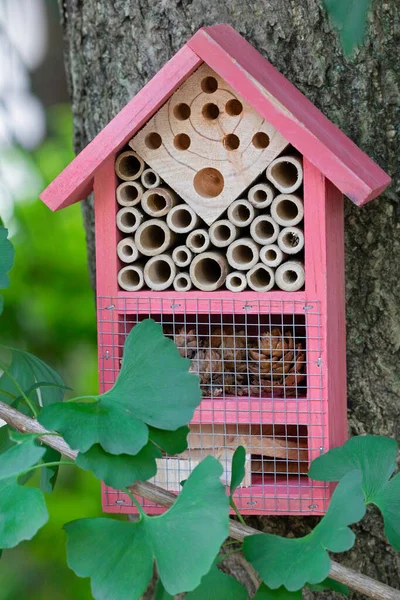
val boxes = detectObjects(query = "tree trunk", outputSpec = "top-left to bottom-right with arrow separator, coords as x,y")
59,1 -> 400,596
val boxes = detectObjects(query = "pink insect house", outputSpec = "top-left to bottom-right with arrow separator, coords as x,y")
40,25 -> 390,516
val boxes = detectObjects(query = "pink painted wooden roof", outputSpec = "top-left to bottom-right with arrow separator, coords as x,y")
40,24 -> 390,212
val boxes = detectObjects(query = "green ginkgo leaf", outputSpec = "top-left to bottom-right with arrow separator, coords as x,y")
0,434 -> 48,549
76,442 -> 162,489
186,559 -> 248,600
243,471 -> 365,591
39,320 -> 200,456
154,579 -> 174,599
253,584 -> 302,599
230,446 -> 246,497
149,425 -> 190,455
40,446 -> 62,493
65,457 -> 229,599
324,0 -> 370,55
0,227 -> 14,314
309,435 -> 400,550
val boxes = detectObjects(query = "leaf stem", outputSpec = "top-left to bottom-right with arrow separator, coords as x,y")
0,358 -> 38,417
230,498 -> 247,527
124,487 -> 146,517
217,548 -> 243,563
65,395 -> 99,404
21,461 -> 75,476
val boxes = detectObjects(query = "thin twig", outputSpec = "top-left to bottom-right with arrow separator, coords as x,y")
0,400 -> 399,600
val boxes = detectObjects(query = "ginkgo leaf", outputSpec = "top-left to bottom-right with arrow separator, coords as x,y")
0,227 -> 14,314
149,425 -> 189,455
39,320 -> 200,456
323,0 -> 370,54
0,348 -> 65,408
230,446 -> 246,497
307,577 -> 349,595
40,446 -> 61,493
309,435 -> 400,550
154,579 -> 174,600
243,471 -> 366,591
253,584 -> 302,599
65,457 -> 229,599
76,442 -> 162,489
186,559 -> 248,600
0,434 -> 48,548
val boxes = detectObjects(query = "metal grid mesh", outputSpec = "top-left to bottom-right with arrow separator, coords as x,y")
98,296 -> 328,514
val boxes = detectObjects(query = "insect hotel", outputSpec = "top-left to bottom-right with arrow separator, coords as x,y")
40,25 -> 390,515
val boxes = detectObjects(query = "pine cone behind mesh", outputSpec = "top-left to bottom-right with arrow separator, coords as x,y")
173,327 -> 200,358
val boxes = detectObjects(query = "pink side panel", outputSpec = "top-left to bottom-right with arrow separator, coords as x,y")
188,25 -> 391,205
40,45 -> 202,211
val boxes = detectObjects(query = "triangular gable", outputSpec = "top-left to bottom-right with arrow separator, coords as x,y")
40,25 -> 390,212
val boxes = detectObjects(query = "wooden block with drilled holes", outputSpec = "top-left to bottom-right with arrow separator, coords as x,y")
129,63 -> 288,225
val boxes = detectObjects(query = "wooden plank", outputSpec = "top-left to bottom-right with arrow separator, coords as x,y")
187,25 -> 391,205
40,45 -> 202,211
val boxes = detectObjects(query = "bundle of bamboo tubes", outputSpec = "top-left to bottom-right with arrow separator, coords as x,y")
115,147 -> 305,292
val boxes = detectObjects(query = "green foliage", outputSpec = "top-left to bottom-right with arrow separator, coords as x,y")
253,584 -> 302,599
40,446 -> 62,493
186,559 -> 248,600
65,457 -> 229,598
0,434 -> 48,549
309,435 -> 400,550
323,0 -> 370,54
154,580 -> 174,599
243,471 -> 366,590
0,227 -> 14,315
307,577 -> 349,595
230,445 -> 246,496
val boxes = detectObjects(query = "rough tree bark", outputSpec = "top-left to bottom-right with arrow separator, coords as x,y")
58,1 -> 400,597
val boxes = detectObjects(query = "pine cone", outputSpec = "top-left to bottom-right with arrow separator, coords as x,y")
173,327 -> 199,358
190,348 -> 223,397
210,326 -> 247,372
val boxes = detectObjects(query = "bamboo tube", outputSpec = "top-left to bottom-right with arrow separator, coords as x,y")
226,237 -> 259,271
275,261 -> 305,292
266,155 -> 303,194
144,254 -> 176,291
260,244 -> 286,268
135,219 -> 176,256
190,251 -> 229,291
277,226 -> 304,255
246,263 -> 275,292
172,245 -> 192,268
250,215 -> 280,245
141,168 -> 161,189
115,150 -> 144,181
116,181 -> 143,207
167,204 -> 201,234
247,182 -> 275,209
141,187 -> 177,217
186,229 -> 211,254
270,193 -> 304,227
118,264 -> 144,291
116,207 -> 144,234
209,219 -> 238,248
173,272 -> 192,292
117,237 -> 140,263
227,199 -> 255,228
226,271 -> 247,292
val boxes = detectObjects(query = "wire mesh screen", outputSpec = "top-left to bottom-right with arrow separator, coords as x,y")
98,296 -> 328,514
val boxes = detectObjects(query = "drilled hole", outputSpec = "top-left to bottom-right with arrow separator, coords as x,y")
202,103 -> 220,120
223,133 -> 240,151
174,133 -> 191,151
201,76 -> 218,93
225,99 -> 243,116
193,168 -> 224,198
252,132 -> 270,149
145,132 -> 162,149
173,103 -> 191,120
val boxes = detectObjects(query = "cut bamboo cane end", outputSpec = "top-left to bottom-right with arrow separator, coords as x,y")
116,207 -> 144,234
190,251 -> 229,291
209,219 -> 238,248
246,263 -> 275,292
141,187 -> 177,217
186,228 -> 211,254
115,150 -> 144,181
250,215 -> 280,245
275,261 -> 305,292
173,272 -> 192,292
117,237 -> 140,263
247,182 -> 276,209
144,254 -> 176,291
227,199 -> 255,228
118,264 -> 144,291
266,155 -> 303,194
271,193 -> 304,227
135,219 -> 176,257
172,245 -> 192,268
226,271 -> 247,292
260,244 -> 285,268
116,181 -> 144,207
167,204 -> 201,233
141,168 -> 161,189
227,237 -> 260,271
277,227 -> 304,255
